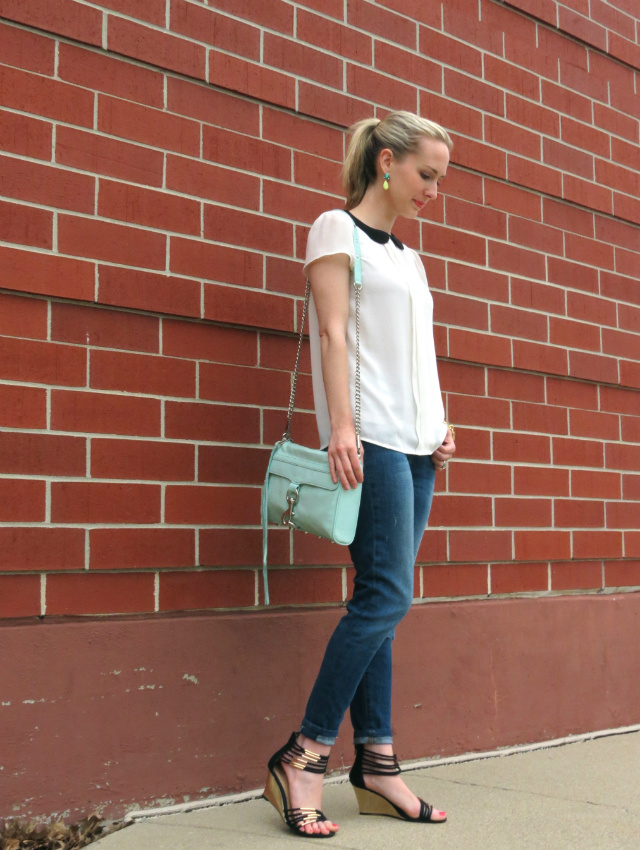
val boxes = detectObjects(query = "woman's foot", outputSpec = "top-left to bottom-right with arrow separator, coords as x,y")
357,743 -> 447,822
281,735 -> 339,836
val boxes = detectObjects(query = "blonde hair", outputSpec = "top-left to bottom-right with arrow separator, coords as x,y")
342,111 -> 453,209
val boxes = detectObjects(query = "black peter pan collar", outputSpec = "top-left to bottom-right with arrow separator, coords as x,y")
346,211 -> 404,250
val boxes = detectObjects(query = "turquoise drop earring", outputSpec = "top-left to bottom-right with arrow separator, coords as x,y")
382,172 -> 390,190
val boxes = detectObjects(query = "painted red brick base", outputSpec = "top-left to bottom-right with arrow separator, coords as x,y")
2,592 -> 639,820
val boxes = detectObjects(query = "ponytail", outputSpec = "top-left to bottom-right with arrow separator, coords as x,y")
342,119 -> 381,210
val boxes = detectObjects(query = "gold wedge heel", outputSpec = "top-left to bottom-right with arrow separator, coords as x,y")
349,745 -> 447,823
263,732 -> 337,838
263,772 -> 283,816
351,783 -> 405,817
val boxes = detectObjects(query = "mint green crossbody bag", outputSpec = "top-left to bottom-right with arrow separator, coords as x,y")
261,224 -> 363,604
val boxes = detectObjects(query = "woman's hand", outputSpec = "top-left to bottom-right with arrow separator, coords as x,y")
328,426 -> 364,490
431,427 -> 455,471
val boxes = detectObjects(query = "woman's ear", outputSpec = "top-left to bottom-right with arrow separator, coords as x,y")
378,147 -> 393,175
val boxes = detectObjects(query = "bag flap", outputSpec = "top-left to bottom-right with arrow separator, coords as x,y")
268,442 -> 338,491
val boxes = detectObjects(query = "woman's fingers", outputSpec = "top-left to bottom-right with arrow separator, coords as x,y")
433,433 -> 456,467
334,451 -> 358,489
328,452 -> 339,485
330,443 -> 363,490
332,454 -> 349,489
441,433 -> 456,455
350,444 -> 364,484
432,442 -> 455,471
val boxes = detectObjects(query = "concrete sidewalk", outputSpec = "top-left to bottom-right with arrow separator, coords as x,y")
99,731 -> 640,850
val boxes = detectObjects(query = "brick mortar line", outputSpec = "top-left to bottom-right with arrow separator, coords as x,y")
0,379 -> 314,405
1,556 -> 635,572
0,287 -> 284,335
5,477 -> 280,486
0,228 -> 304,267
418,584 -> 640,604
39,572 -> 46,616
0,424 -> 301,445
0,522 -> 634,531
53,38 -> 60,79
1,236 -> 638,302
0,381 -> 638,415
0,405 -> 637,439
0,491 -> 635,503
0,249 -> 308,294
45,387 -> 52,431
0,376 -> 640,410
6,579 -> 639,600
44,479 -> 51,523
443,325 -> 635,355
0,558 -> 636,576
5,568 -> 261,578
0,519 -> 178,530
0,467 -> 631,489
101,8 -> 107,51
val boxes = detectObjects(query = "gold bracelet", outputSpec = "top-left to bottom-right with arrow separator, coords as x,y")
445,421 -> 455,441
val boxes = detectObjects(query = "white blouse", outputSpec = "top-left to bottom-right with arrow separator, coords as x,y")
303,209 -> 447,455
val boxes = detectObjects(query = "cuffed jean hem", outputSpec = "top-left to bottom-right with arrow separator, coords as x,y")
353,735 -> 394,745
299,722 -> 394,747
299,719 -> 338,747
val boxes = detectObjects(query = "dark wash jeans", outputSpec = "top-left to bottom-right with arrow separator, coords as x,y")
300,441 -> 436,745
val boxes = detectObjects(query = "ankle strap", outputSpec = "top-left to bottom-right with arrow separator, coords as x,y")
281,740 -> 329,774
360,748 -> 401,776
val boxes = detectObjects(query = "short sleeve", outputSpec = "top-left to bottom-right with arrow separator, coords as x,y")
303,210 -> 355,276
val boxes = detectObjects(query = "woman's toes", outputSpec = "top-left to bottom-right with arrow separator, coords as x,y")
303,819 -> 336,836
301,821 -> 327,836
431,808 -> 447,821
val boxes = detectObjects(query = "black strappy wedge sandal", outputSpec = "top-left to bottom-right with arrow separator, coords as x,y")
263,732 -> 337,838
349,744 -> 447,823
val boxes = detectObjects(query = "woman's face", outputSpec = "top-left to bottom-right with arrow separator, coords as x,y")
384,137 -> 450,218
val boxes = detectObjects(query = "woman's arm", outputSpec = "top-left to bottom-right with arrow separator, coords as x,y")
309,253 -> 364,490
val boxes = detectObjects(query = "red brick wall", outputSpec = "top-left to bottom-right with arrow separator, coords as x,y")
0,0 -> 639,619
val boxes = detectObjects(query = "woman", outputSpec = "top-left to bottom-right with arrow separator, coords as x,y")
264,111 -> 456,838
